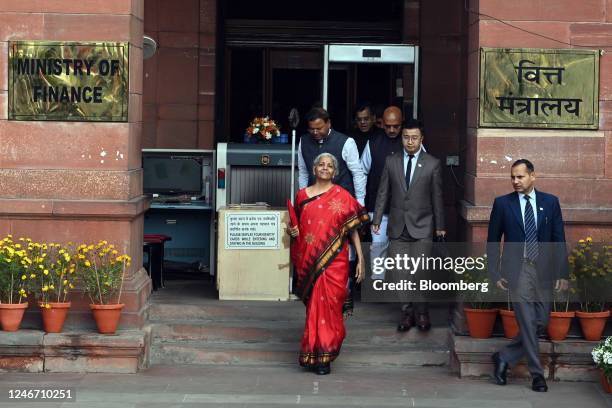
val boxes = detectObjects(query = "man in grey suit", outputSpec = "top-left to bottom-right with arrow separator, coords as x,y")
372,119 -> 445,331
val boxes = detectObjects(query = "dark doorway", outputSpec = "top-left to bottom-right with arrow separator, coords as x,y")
271,68 -> 320,137
225,49 -> 400,142
227,48 -> 264,142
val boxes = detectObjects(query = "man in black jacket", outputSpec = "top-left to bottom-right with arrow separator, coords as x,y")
349,103 -> 384,157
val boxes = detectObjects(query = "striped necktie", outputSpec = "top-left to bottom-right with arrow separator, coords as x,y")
524,195 -> 538,262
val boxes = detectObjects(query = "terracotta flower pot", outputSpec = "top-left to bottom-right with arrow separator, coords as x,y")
547,311 -> 575,341
601,370 -> 612,393
0,302 -> 29,332
40,302 -> 71,333
90,304 -> 124,334
499,309 -> 519,339
464,308 -> 498,339
576,310 -> 610,341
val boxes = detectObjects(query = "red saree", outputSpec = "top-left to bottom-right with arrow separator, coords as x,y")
291,185 -> 368,367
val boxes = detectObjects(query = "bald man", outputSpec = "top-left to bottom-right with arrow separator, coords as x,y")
361,106 -> 404,283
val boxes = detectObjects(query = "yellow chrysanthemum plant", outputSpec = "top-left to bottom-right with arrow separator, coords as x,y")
569,237 -> 612,313
77,241 -> 132,305
0,235 -> 34,304
33,242 -> 79,309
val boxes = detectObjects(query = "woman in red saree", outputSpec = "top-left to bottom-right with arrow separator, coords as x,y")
288,153 -> 368,375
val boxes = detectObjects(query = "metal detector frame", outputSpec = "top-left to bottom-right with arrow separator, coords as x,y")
321,43 -> 420,119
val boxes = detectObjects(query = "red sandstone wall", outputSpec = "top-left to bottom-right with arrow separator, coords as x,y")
420,0 -> 467,239
0,1 -> 150,328
142,0 -> 216,149
464,0 -> 612,241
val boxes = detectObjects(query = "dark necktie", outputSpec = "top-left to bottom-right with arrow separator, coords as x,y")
405,154 -> 414,189
524,195 -> 538,262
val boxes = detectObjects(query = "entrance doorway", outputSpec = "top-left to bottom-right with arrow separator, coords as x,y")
225,47 -> 398,141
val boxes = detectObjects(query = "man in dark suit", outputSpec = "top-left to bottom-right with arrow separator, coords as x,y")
348,102 -> 384,156
488,159 -> 569,392
373,119 -> 445,331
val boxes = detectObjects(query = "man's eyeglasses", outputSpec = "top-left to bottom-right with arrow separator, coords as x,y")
402,135 -> 421,142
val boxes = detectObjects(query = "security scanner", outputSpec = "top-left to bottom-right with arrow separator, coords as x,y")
322,43 -> 419,118
215,143 -> 298,210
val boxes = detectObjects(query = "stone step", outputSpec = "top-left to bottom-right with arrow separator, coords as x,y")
149,321 -> 451,348
450,333 -> 600,382
149,340 -> 449,368
148,301 -> 452,324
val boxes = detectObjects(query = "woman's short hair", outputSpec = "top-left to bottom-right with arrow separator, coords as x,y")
313,152 -> 338,178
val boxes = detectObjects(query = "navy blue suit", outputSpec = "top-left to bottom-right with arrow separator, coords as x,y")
487,190 -> 569,289
487,188 -> 569,378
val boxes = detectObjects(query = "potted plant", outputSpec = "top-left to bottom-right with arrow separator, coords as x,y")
77,241 -> 131,334
244,116 -> 281,143
461,256 -> 498,339
34,242 -> 78,333
0,235 -> 33,331
592,336 -> 612,393
548,274 -> 575,341
499,291 -> 519,339
570,238 -> 611,341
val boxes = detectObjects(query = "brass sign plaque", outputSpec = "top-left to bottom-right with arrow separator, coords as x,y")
479,48 -> 599,129
9,41 -> 129,122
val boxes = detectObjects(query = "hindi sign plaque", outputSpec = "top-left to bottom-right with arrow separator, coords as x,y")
479,48 -> 599,129
224,212 -> 280,250
8,41 -> 128,122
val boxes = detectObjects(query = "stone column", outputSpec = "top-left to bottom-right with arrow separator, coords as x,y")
461,0 -> 612,242
0,0 -> 150,329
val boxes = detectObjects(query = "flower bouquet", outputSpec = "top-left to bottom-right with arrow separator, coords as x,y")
245,116 -> 281,142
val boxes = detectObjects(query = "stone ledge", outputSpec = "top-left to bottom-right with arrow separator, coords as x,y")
0,196 -> 150,219
459,200 -> 612,224
0,330 -> 147,373
451,334 -> 599,382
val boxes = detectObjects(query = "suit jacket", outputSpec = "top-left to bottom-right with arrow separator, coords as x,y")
486,190 -> 569,289
373,150 -> 444,240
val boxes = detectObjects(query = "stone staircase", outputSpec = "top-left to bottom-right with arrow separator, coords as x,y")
146,280 -> 452,369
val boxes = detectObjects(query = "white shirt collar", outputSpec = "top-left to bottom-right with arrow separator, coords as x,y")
519,189 -> 536,201
404,147 -> 422,160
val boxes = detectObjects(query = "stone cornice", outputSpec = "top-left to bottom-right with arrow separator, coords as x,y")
0,196 -> 151,220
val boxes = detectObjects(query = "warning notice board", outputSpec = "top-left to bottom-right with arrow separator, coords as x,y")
224,212 -> 280,250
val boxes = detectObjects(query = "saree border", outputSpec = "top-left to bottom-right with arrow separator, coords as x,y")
297,209 -> 369,304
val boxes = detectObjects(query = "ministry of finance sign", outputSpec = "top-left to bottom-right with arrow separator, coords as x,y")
479,48 -> 599,129
8,41 -> 128,122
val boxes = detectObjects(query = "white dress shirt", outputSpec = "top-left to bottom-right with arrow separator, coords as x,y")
403,148 -> 422,186
362,142 -> 425,175
297,129 -> 366,206
519,190 -> 538,227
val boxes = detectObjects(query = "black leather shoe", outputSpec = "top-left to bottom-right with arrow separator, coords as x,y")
316,363 -> 330,375
532,374 -> 548,392
492,352 -> 508,385
416,313 -> 431,331
397,310 -> 415,332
